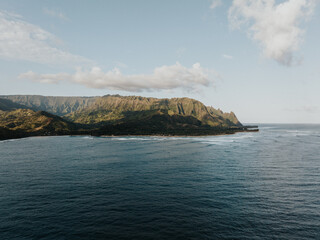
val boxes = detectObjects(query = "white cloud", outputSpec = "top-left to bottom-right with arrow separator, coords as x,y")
222,54 -> 234,59
210,0 -> 222,9
228,0 -> 316,66
19,62 -> 212,92
43,8 -> 68,21
0,10 -> 91,65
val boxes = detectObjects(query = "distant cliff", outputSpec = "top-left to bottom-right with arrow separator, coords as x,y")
0,95 -> 253,140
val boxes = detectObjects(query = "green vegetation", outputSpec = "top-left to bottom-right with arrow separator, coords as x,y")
0,108 -> 78,138
0,95 -> 256,140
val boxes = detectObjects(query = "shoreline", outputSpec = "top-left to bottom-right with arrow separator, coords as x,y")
0,128 -> 259,141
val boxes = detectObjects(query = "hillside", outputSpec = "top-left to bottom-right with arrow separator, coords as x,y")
0,108 -> 78,137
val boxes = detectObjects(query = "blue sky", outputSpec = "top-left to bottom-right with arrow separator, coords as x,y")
0,0 -> 319,123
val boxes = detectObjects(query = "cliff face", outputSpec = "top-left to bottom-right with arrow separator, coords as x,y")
206,106 -> 242,126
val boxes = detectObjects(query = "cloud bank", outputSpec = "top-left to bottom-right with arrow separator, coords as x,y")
0,10 -> 91,65
19,62 -> 212,92
228,0 -> 315,66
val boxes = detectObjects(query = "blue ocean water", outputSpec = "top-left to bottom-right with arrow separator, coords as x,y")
0,124 -> 319,239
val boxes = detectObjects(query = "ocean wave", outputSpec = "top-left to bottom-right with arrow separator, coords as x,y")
285,130 -> 312,133
108,136 -> 202,142
98,133 -> 256,144
110,137 -> 155,141
283,130 -> 318,137
200,140 -> 236,145
259,126 -> 277,129
82,136 -> 94,139
0,139 -> 20,143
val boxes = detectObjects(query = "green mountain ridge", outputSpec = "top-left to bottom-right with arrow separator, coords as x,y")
0,95 -> 255,140
1,95 -> 242,127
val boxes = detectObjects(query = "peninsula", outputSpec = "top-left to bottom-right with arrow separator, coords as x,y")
0,95 -> 258,140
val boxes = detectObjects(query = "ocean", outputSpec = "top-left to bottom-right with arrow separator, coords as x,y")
0,124 -> 319,239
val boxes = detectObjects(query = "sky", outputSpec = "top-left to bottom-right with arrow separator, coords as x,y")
0,0 -> 319,123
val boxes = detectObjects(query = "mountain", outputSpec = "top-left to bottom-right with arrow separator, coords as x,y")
1,95 -> 242,127
0,95 -> 256,140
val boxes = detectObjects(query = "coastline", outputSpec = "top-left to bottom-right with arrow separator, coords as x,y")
0,127 -> 259,141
